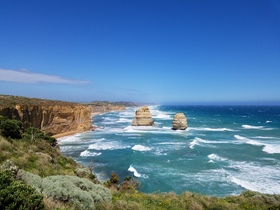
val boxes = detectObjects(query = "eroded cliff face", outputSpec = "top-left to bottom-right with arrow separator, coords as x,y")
0,95 -> 136,137
0,102 -> 92,136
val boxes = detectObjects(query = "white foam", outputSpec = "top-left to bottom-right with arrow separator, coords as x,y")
60,145 -> 87,153
80,150 -> 102,157
266,120 -> 272,123
234,135 -> 248,141
132,145 -> 152,151
189,137 -> 201,149
158,142 -> 185,145
229,162 -> 280,194
88,141 -> 130,150
124,125 -> 156,132
128,165 -> 141,177
101,127 -> 124,134
124,125 -> 185,135
208,154 -> 228,162
246,140 -> 264,146
57,134 -> 82,144
263,144 -> 280,154
230,176 -> 258,192
188,127 -> 236,132
242,124 -> 274,130
254,136 -> 275,139
234,135 -> 280,154
154,112 -> 172,120
189,137 -> 229,149
148,105 -> 173,120
117,118 -> 131,123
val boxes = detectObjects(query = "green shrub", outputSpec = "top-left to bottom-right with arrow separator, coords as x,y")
20,171 -> 112,210
0,160 -> 19,177
110,172 -> 120,184
22,127 -> 57,146
0,119 -> 22,139
0,170 -> 44,210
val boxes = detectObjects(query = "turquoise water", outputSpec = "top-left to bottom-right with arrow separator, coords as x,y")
58,105 -> 280,196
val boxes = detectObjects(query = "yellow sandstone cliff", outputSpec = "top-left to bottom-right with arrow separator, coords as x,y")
0,101 -> 92,136
0,95 -> 131,137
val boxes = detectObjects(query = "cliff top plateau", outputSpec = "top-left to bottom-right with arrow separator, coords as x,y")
0,94 -> 80,107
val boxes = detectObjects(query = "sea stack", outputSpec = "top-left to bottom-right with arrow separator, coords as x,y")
172,113 -> 187,130
132,106 -> 155,126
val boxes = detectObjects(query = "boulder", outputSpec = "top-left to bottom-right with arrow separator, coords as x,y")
132,106 -> 155,126
172,113 -> 187,130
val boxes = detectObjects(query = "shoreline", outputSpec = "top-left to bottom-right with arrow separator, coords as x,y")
52,110 -> 125,139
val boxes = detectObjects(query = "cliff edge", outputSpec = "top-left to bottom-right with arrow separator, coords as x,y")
0,95 -> 92,136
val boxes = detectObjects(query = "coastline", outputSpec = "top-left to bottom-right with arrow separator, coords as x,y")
52,110 -> 124,139
52,111 -> 105,139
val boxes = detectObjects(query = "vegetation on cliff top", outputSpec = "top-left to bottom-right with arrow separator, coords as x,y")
86,101 -> 139,107
0,94 -> 138,108
0,94 -> 79,107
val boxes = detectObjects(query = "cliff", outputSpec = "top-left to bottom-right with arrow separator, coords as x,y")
0,95 -> 92,136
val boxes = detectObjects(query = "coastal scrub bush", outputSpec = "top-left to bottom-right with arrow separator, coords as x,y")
110,172 -> 120,184
0,118 -> 22,139
22,127 -> 57,146
0,170 -> 44,210
20,170 -> 112,210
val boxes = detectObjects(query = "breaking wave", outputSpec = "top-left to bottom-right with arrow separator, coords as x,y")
132,145 -> 152,151
128,165 -> 148,178
234,135 -> 280,154
242,124 -> 274,130
188,127 -> 237,132
80,150 -> 102,157
88,141 -> 130,150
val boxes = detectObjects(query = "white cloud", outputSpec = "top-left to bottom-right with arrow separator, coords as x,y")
0,69 -> 89,85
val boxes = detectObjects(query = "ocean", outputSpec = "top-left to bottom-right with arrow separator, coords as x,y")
58,105 -> 280,197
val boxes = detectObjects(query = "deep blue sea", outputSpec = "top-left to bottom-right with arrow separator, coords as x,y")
58,105 -> 280,196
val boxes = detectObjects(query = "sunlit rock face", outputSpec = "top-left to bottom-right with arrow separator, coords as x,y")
132,106 -> 155,126
0,101 -> 92,136
172,113 -> 187,130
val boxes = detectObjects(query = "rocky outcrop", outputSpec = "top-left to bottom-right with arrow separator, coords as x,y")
132,106 -> 155,126
0,95 -> 92,136
172,113 -> 187,130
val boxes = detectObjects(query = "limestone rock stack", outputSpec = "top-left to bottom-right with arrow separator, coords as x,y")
132,106 -> 155,126
172,113 -> 187,130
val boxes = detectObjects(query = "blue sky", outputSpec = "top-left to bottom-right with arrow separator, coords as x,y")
0,0 -> 280,105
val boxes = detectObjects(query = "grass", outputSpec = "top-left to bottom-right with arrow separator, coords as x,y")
0,94 -> 79,107
103,190 -> 280,210
1,135 -> 280,210
0,136 -> 78,177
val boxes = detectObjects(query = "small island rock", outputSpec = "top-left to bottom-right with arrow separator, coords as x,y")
132,106 -> 155,126
172,113 -> 187,130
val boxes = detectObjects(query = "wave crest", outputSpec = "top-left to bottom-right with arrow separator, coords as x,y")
132,145 -> 152,151
242,124 -> 274,130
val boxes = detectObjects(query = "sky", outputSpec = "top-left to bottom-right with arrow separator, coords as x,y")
0,0 -> 280,105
